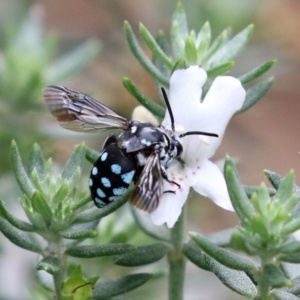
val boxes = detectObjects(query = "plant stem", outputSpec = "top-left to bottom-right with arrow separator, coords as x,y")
168,205 -> 186,300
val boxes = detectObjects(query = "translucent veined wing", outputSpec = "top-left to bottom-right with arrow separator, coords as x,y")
43,85 -> 130,132
130,153 -> 163,213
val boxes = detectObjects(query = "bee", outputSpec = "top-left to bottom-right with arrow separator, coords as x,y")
43,86 -> 218,213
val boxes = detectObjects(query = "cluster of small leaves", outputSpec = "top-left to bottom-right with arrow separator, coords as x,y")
123,1 -> 276,120
181,157 -> 300,300
0,141 -> 171,299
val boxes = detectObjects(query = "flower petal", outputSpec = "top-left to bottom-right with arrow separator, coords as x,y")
162,66 -> 207,131
151,163 -> 190,228
189,159 -> 233,211
192,76 -> 246,159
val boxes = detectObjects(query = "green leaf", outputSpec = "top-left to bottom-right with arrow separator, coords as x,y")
131,207 -> 170,242
244,185 -> 276,198
208,24 -> 254,67
124,21 -> 169,87
280,241 -> 300,254
61,143 -> 86,180
153,30 -> 171,78
36,256 -> 60,275
190,232 -> 256,273
0,217 -> 42,253
224,156 -> 255,222
0,200 -> 35,232
203,253 -> 257,298
238,77 -> 274,113
271,290 -> 300,300
239,59 -> 277,85
114,243 -> 168,266
170,2 -> 188,59
206,61 -> 235,78
171,58 -> 187,75
85,146 -> 100,164
139,23 -> 173,69
52,182 -> 69,205
45,39 -> 101,83
282,218 -> 300,236
27,143 -> 45,179
276,170 -> 295,204
71,193 -> 91,211
185,36 -> 197,64
58,229 -> 97,240
92,273 -> 152,299
73,187 -> 133,224
264,264 -> 292,288
65,244 -> 135,258
279,252 -> 300,263
10,140 -> 35,197
202,30 -> 227,65
197,22 -> 211,59
123,77 -> 165,118
31,191 -> 52,223
182,241 -> 210,271
206,228 -> 235,247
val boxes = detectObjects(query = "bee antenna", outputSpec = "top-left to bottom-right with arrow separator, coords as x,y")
179,131 -> 219,138
161,87 -> 175,132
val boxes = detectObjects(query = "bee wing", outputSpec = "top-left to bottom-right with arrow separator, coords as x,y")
43,85 -> 130,132
130,153 -> 163,213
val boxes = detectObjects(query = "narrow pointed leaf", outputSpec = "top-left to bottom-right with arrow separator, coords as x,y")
45,39 -> 101,83
52,182 -> 69,205
27,143 -> 45,179
282,218 -> 300,235
31,191 -> 52,223
239,59 -> 277,84
171,2 -> 188,58
73,187 -> 133,224
182,241 -> 210,271
85,146 -> 100,164
123,77 -> 165,118
203,253 -> 257,297
206,61 -> 235,78
280,252 -> 300,263
171,2 -> 188,39
196,21 -> 211,50
93,273 -> 152,299
207,228 -> 235,247
0,200 -> 35,232
139,24 -> 173,69
190,232 -> 256,272
124,21 -> 169,87
238,77 -> 274,113
185,36 -> 197,64
114,243 -> 168,266
202,30 -> 227,65
224,156 -> 255,222
36,256 -> 60,275
58,229 -> 97,239
62,143 -> 85,179
276,170 -> 295,204
208,24 -> 254,67
71,193 -> 91,211
264,264 -> 292,288
10,140 -> 35,197
0,217 -> 42,253
280,241 -> 300,254
66,243 -> 135,258
272,291 -> 300,300
153,30 -> 170,78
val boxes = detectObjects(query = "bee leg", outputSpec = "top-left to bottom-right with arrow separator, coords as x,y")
161,167 -> 181,189
176,157 -> 185,167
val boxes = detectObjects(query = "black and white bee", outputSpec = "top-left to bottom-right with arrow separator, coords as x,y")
43,86 -> 218,213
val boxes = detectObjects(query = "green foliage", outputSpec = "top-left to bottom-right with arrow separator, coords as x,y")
0,10 -> 100,172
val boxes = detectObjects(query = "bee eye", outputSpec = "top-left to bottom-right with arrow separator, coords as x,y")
175,141 -> 183,158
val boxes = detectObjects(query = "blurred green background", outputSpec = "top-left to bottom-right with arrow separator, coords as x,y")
0,0 -> 300,299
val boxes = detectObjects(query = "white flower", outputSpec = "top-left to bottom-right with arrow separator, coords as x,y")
151,66 -> 246,228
